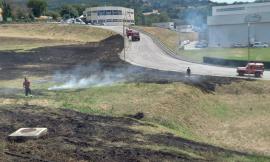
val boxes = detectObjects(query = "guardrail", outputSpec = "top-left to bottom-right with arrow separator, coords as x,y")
133,27 -> 200,64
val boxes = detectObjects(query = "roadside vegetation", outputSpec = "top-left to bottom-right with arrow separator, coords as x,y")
180,48 -> 270,62
135,26 -> 198,51
0,24 -> 115,51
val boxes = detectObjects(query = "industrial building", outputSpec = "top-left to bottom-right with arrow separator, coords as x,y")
207,2 -> 270,47
84,6 -> 135,26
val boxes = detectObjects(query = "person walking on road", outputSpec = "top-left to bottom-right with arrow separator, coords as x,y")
23,77 -> 32,97
186,67 -> 191,77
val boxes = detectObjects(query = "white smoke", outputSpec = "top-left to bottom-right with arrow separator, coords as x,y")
48,64 -> 133,91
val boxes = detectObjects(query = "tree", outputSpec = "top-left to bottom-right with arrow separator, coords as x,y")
1,0 -> 13,21
60,5 -> 78,19
46,11 -> 60,20
72,4 -> 86,16
27,0 -> 47,17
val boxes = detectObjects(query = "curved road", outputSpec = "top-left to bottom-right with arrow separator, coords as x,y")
99,26 -> 270,80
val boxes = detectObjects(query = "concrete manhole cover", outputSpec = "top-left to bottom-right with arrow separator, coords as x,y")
20,128 -> 37,133
9,128 -> 48,140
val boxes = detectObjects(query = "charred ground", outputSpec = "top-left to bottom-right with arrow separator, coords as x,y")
0,32 -> 268,161
0,105 -> 263,162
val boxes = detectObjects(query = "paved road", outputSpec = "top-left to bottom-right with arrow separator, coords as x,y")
98,26 -> 270,80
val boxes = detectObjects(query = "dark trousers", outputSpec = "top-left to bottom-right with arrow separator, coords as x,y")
25,87 -> 31,96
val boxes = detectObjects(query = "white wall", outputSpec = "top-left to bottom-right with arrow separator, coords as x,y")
85,6 -> 135,26
213,2 -> 270,16
208,23 -> 270,47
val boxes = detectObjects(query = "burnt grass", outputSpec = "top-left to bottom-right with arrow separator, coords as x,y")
0,34 -> 241,92
0,34 -> 252,161
0,106 -> 256,162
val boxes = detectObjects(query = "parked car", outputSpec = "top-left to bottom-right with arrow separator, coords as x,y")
195,41 -> 208,48
74,18 -> 85,24
252,42 -> 269,48
237,62 -> 264,77
180,40 -> 190,47
232,43 -> 246,48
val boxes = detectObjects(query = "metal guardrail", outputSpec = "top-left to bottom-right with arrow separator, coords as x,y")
133,27 -> 200,64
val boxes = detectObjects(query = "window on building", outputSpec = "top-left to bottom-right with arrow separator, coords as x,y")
216,7 -> 245,12
97,10 -> 106,16
98,20 -> 105,23
105,10 -> 112,15
112,10 -> 122,15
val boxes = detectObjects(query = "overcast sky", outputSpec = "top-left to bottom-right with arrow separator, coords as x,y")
212,0 -> 255,3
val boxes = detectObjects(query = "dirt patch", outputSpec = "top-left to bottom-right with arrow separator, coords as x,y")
0,106 -> 260,162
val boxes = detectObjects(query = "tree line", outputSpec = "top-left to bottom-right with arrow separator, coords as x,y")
0,0 -> 170,25
1,0 -> 266,25
0,0 -> 86,22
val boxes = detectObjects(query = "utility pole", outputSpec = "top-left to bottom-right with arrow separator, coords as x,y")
248,22 -> 250,63
122,9 -> 126,60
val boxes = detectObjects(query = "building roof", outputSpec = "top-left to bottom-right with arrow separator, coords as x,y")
85,6 -> 134,11
212,2 -> 270,16
208,12 -> 270,26
213,2 -> 270,10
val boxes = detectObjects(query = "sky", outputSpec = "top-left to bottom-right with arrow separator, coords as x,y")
212,0 -> 255,3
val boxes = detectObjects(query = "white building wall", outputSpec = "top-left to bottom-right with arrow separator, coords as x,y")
208,3 -> 270,47
84,6 -> 135,26
208,24 -> 248,47
213,2 -> 270,16
209,23 -> 270,47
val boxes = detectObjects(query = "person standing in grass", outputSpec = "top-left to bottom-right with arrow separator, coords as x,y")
23,77 -> 32,97
186,67 -> 191,77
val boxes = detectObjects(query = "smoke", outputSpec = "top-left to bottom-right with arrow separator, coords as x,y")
48,64 -> 135,91
47,63 -> 207,91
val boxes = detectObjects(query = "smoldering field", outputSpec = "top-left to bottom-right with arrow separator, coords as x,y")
48,64 -> 132,90
48,63 -> 186,90
47,62 -> 239,93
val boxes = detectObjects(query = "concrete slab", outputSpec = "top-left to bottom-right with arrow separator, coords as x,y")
8,128 -> 48,140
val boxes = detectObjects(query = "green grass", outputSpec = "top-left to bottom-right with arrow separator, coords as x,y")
1,79 -> 270,160
0,24 -> 115,51
179,48 -> 270,62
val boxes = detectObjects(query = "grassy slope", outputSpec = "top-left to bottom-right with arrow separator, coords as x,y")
1,78 -> 270,160
0,24 -> 115,51
135,26 -> 198,51
136,26 -> 270,62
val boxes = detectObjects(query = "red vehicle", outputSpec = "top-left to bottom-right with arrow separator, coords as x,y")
237,62 -> 264,77
126,28 -> 133,37
131,31 -> 140,41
